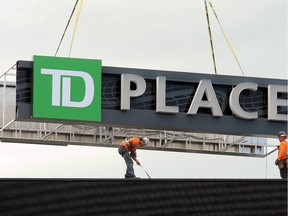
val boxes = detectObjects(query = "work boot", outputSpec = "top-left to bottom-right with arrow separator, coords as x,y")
125,175 -> 140,179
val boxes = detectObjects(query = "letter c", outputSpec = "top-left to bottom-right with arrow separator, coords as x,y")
229,82 -> 258,119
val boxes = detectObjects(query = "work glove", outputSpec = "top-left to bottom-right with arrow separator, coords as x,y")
275,159 -> 279,165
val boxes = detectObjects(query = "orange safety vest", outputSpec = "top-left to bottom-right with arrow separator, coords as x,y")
277,140 -> 288,160
120,137 -> 141,151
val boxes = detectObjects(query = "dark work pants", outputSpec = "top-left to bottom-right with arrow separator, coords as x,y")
279,163 -> 287,179
118,146 -> 135,178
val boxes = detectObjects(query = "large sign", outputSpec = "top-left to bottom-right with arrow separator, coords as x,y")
16,56 -> 288,136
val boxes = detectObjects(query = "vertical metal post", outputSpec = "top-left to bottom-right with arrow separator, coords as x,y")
99,126 -> 102,143
2,74 -> 6,127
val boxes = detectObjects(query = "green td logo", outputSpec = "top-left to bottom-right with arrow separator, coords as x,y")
33,56 -> 102,122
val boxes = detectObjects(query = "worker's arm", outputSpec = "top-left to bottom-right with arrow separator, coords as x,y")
131,151 -> 141,166
133,157 -> 141,166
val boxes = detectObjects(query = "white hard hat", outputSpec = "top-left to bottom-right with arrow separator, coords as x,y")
277,131 -> 287,137
142,137 -> 149,145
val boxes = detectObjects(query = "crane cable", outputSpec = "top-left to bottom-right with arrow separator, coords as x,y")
208,2 -> 245,76
68,0 -> 84,57
204,0 -> 218,75
54,0 -> 82,57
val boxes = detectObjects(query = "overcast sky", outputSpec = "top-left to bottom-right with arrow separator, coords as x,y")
0,0 -> 287,179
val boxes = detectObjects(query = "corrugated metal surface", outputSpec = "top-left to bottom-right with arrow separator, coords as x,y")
0,179 -> 286,216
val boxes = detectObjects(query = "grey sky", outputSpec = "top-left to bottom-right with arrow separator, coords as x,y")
0,0 -> 287,178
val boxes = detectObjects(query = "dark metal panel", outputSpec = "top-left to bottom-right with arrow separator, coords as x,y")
101,110 -> 285,137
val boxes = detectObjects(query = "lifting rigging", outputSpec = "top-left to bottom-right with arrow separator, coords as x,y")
0,1 -> 281,158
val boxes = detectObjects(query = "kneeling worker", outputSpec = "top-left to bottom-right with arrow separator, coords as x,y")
118,136 -> 149,179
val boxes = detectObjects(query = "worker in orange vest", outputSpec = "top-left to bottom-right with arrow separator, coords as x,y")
118,136 -> 149,178
274,131 -> 288,179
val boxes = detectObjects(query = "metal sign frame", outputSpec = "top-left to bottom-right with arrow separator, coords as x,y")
16,59 -> 287,137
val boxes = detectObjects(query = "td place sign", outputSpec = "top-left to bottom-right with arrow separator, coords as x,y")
16,56 -> 287,137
